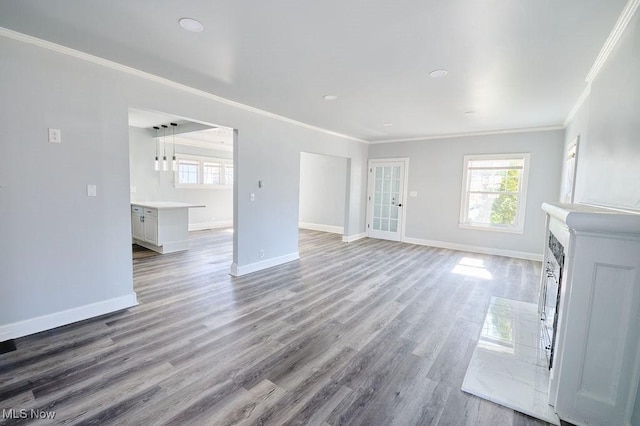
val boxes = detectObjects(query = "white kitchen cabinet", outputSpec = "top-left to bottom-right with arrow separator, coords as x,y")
142,207 -> 158,245
131,205 -> 145,241
131,202 -> 204,254
540,202 -> 640,426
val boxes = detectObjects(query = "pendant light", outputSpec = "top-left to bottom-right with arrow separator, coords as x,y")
171,123 -> 178,171
153,126 -> 160,171
161,125 -> 168,171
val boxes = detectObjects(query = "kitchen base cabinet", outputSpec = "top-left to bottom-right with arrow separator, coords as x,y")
131,202 -> 204,254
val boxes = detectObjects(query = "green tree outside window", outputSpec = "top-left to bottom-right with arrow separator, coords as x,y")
490,170 -> 519,225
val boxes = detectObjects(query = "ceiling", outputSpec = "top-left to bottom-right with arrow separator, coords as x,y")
128,108 -> 233,151
0,0 -> 628,142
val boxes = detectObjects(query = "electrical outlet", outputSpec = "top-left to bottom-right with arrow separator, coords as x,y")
48,128 -> 62,143
87,184 -> 97,197
259,250 -> 265,258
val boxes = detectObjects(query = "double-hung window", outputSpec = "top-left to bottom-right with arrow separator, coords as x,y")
460,153 -> 530,233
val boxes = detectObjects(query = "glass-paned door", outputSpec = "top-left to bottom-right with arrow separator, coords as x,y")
367,160 -> 405,241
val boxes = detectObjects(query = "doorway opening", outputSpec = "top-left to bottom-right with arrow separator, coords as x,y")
127,107 -> 235,261
298,152 -> 350,248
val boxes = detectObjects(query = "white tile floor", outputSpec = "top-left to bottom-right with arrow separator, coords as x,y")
462,297 -> 560,425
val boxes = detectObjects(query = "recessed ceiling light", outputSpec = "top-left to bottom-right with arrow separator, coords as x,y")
323,95 -> 338,101
383,123 -> 393,127
179,18 -> 204,33
429,69 -> 449,78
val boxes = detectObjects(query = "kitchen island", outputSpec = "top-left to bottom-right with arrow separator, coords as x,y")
131,201 -> 205,254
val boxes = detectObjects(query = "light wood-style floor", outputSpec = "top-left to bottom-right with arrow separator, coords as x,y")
0,229 -> 552,425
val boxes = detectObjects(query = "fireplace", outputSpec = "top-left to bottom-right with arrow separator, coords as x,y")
540,202 -> 640,424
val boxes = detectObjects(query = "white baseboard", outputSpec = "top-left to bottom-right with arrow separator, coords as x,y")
403,237 -> 543,261
342,233 -> 367,243
189,220 -> 233,231
230,252 -> 300,277
298,222 -> 344,234
0,292 -> 138,341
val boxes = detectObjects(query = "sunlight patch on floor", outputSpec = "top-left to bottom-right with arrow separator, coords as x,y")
452,257 -> 493,280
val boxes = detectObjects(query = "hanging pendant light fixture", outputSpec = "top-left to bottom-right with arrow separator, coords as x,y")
161,125 -> 168,171
171,123 -> 178,171
153,126 -> 160,171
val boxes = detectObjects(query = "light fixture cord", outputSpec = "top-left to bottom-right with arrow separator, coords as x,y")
154,126 -> 159,157
162,125 -> 167,156
172,123 -> 177,158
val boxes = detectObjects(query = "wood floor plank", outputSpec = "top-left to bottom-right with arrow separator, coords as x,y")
0,229 -> 553,426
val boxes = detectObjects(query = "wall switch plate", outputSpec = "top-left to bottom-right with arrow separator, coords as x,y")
250,193 -> 255,201
48,128 -> 62,143
87,184 -> 97,197
130,186 -> 136,193
409,191 -> 418,197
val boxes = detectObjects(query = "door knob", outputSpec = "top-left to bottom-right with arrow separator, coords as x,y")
398,204 -> 403,207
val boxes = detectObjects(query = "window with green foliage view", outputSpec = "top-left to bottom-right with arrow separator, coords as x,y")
460,154 -> 530,233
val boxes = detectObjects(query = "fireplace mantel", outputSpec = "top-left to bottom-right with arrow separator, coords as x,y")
543,202 -> 640,234
540,202 -> 640,426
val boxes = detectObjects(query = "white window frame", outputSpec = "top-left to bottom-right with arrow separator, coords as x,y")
459,153 -> 530,234
174,154 -> 234,189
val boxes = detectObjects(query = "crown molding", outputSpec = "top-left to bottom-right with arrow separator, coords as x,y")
368,125 -> 565,144
585,0 -> 640,84
563,0 -> 638,127
0,27 -> 367,144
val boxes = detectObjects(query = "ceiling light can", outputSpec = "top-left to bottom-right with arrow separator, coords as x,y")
179,17 -> 204,33
429,69 -> 448,78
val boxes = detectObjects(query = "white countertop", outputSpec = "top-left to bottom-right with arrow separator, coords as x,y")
131,201 -> 206,209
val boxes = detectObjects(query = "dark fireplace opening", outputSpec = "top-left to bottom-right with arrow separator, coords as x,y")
542,232 -> 564,369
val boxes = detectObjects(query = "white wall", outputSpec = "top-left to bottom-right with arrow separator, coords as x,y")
562,10 -> 640,211
368,130 -> 565,258
0,33 -> 369,337
299,152 -> 347,232
129,127 -> 233,229
0,38 -> 136,337
559,10 -> 640,424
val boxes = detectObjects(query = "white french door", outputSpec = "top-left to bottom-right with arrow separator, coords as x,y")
366,159 -> 407,241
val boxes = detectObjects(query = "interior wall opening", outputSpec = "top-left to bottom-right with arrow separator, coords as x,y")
127,107 -> 235,261
298,152 -> 349,246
